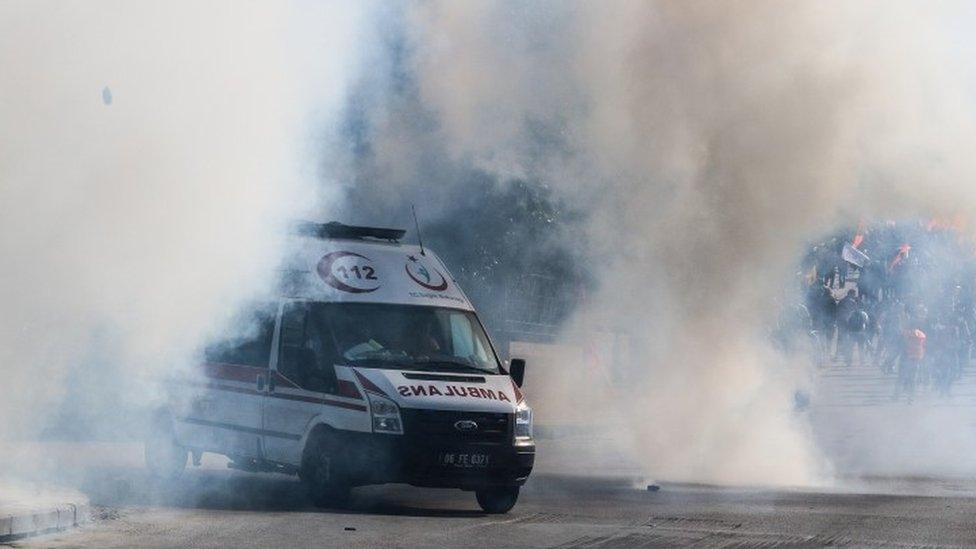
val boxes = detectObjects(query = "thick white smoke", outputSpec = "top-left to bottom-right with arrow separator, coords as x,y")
7,0 -> 976,493
0,1 -> 369,447
398,1 -> 976,485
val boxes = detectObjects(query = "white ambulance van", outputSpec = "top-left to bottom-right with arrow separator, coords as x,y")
146,222 -> 534,513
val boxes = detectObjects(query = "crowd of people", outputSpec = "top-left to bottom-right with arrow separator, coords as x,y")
775,219 -> 976,401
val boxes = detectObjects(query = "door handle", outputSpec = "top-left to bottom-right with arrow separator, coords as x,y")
256,374 -> 266,392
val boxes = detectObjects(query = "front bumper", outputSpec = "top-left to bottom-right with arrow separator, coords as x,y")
342,432 -> 535,489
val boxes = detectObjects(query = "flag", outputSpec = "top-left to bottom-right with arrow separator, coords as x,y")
852,219 -> 867,249
842,242 -> 869,268
889,243 -> 911,272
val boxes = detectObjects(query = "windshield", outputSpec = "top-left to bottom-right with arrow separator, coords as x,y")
308,302 -> 501,374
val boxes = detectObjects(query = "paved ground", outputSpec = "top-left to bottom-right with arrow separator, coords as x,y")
814,361 -> 976,408
0,485 -> 88,543
7,362 -> 976,548
809,360 -> 976,480
6,468 -> 976,548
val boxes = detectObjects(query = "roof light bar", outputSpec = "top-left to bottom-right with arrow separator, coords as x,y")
294,221 -> 406,242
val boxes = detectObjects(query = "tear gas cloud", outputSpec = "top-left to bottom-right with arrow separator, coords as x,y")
0,1 -> 370,451
6,0 -> 976,492
345,1 -> 976,485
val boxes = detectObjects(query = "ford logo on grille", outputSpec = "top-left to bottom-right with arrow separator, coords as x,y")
454,420 -> 479,432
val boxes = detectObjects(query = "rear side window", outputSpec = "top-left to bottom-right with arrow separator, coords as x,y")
204,304 -> 276,368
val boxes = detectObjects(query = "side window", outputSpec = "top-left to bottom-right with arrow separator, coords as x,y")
448,312 -> 490,363
449,313 -> 474,357
278,303 -> 340,393
204,305 -> 276,368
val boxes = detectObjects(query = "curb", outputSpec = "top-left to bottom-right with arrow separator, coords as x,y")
0,502 -> 89,543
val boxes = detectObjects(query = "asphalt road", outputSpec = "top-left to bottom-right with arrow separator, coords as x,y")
8,362 -> 976,549
8,467 -> 976,549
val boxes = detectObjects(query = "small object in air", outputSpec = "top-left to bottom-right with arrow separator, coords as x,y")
344,527 -> 356,531
102,86 -> 112,105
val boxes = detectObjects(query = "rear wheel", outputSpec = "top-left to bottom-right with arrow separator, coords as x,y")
145,414 -> 187,480
476,486 -> 519,514
302,431 -> 351,508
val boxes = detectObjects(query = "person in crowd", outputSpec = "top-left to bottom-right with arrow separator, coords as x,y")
928,312 -> 953,397
858,259 -> 885,303
833,239 -> 849,288
835,290 -> 858,364
816,245 -> 835,289
896,312 -> 927,403
842,295 -> 870,367
877,299 -> 907,375
790,220 -> 976,400
951,299 -> 973,379
814,285 -> 837,363
862,293 -> 881,359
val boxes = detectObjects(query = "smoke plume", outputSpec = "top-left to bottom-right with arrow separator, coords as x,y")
362,1 -> 976,484
7,0 -> 976,493
0,1 -> 369,448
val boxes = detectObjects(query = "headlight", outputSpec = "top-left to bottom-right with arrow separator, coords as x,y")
515,401 -> 533,441
367,393 -> 403,435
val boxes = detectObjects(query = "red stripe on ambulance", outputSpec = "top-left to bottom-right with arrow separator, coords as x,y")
353,369 -> 389,397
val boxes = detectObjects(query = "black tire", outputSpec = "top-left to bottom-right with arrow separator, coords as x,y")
476,486 -> 519,514
302,431 -> 352,509
145,413 -> 187,480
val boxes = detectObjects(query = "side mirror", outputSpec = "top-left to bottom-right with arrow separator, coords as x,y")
509,358 -> 526,388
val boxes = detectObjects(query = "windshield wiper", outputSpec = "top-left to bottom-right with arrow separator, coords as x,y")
346,355 -> 496,374
346,357 -> 412,369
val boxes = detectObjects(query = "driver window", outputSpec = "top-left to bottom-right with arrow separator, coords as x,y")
278,303 -> 340,393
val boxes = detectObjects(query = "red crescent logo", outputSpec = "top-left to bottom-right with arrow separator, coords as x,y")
405,263 -> 448,291
317,251 -> 379,293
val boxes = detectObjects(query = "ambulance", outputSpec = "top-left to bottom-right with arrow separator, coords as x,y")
146,222 -> 535,513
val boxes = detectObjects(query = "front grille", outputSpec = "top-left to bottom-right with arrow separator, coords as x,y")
401,409 -> 511,444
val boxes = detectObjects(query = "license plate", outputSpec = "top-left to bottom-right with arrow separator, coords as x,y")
438,452 -> 490,468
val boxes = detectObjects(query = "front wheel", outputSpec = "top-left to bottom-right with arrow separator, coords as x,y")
302,432 -> 351,509
145,414 -> 187,480
475,486 -> 519,514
